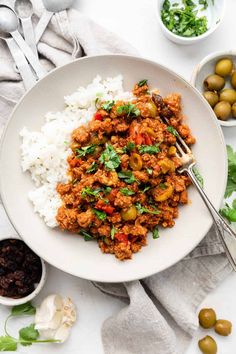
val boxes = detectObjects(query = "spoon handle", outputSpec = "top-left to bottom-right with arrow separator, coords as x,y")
11,30 -> 46,79
35,10 -> 53,44
21,17 -> 38,58
6,37 -> 36,90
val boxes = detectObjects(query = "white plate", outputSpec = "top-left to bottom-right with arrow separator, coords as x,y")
0,55 -> 227,282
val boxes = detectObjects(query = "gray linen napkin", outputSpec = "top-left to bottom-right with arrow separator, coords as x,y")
0,1 -> 232,353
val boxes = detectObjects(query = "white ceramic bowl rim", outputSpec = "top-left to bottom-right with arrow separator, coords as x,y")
0,54 -> 227,282
156,0 -> 226,43
0,236 -> 47,306
191,50 -> 236,127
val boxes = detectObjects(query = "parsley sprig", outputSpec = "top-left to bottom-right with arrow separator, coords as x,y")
120,187 -> 135,196
220,200 -> 236,224
101,100 -> 115,112
225,145 -> 236,198
81,187 -> 101,199
0,302 -> 60,351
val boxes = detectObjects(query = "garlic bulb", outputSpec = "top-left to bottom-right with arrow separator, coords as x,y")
34,294 -> 76,343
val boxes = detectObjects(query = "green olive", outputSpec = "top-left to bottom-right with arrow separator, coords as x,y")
215,58 -> 233,77
219,89 -> 236,104
214,101 -> 231,121
199,308 -> 217,329
215,319 -> 232,336
146,102 -> 158,118
232,103 -> 236,118
198,336 -> 217,354
204,74 -> 225,91
129,153 -> 143,171
121,205 -> 137,221
231,72 -> 236,89
203,91 -> 219,107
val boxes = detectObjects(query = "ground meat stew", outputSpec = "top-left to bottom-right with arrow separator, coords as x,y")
56,80 -> 195,260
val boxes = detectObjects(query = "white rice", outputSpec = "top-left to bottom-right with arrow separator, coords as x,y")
20,75 -> 134,228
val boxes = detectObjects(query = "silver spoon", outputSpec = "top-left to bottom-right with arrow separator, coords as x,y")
0,5 -> 45,79
35,0 -> 74,44
0,31 -> 36,90
14,0 -> 38,58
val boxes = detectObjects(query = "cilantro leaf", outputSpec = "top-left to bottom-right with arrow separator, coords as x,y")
75,144 -> 96,158
101,100 -> 115,112
123,142 -> 136,153
110,225 -> 116,240
93,209 -> 107,221
138,144 -> 160,154
117,103 -> 140,117
220,201 -> 236,223
11,302 -> 36,317
120,187 -> 135,196
192,167 -> 204,188
80,229 -> 94,241
99,144 -> 121,170
0,336 -> 17,351
159,183 -> 167,190
118,171 -> 136,184
141,185 -> 151,193
19,324 -> 39,344
136,203 -> 160,215
152,226 -> 160,239
138,79 -> 148,87
86,162 -> 98,174
103,186 -> 112,195
81,187 -> 101,199
225,145 -> 236,198
167,126 -> 179,137
146,168 -> 153,175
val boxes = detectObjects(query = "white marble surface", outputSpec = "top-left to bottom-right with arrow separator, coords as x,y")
1,0 -> 236,353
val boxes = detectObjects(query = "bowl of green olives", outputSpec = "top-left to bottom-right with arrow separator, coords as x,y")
191,51 -> 236,127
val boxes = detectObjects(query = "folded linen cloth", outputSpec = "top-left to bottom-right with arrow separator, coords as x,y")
0,1 -> 232,353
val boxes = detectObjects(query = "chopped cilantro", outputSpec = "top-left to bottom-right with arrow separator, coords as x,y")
101,100 -> 115,112
136,203 -> 160,215
93,209 -> 107,221
120,187 -> 135,196
76,144 -> 96,158
103,186 -> 112,195
161,0 -> 208,38
81,187 -> 101,198
159,183 -> 167,190
123,142 -> 136,153
138,144 -> 160,154
80,229 -> 94,241
99,144 -> 121,170
118,171 -> 136,184
167,126 -> 179,137
117,103 -> 140,117
138,79 -> 148,87
152,226 -> 160,239
86,162 -> 98,173
192,166 -> 204,188
142,185 -> 151,193
110,225 -> 116,240
95,97 -> 101,109
146,168 -> 153,175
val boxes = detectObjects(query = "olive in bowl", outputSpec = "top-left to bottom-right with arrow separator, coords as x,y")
198,336 -> 217,354
191,51 -> 236,127
0,236 -> 47,306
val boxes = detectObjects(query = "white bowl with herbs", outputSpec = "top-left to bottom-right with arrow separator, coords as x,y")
191,51 -> 236,127
157,0 -> 225,45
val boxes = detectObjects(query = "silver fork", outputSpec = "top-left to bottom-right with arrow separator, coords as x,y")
174,131 -> 236,271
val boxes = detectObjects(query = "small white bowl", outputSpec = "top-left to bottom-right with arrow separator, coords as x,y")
0,235 -> 47,306
191,50 -> 236,127
156,0 -> 225,45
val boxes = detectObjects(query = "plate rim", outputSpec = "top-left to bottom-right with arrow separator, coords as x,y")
0,54 -> 227,282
